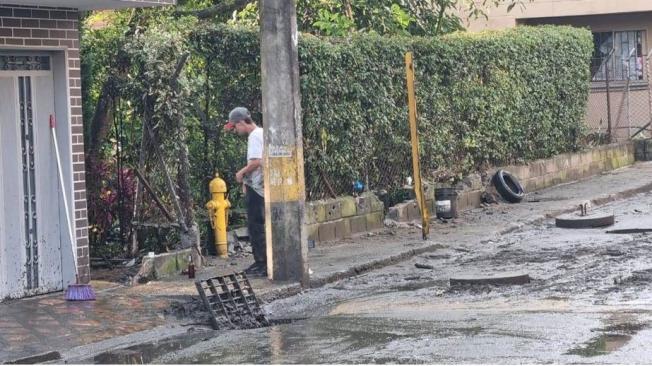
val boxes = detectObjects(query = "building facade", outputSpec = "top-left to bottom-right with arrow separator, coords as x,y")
0,0 -> 174,300
464,0 -> 652,140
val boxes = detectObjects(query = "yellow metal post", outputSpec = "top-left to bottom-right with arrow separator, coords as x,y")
206,173 -> 231,258
405,52 -> 430,240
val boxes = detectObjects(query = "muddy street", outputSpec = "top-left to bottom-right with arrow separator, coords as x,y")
157,193 -> 652,363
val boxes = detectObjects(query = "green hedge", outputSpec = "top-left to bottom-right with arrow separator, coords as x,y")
192,25 -> 593,199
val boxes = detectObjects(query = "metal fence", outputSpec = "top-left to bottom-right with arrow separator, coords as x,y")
587,51 -> 652,142
304,142 -> 411,203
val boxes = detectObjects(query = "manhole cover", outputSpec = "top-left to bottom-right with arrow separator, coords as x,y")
555,212 -> 615,229
450,272 -> 530,286
195,272 -> 269,330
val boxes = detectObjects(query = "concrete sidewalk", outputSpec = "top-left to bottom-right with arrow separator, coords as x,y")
2,162 -> 652,363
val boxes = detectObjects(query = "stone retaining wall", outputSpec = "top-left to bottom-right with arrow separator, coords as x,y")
457,141 -> 635,211
386,184 -> 437,222
305,142 -> 636,231
305,193 -> 385,243
634,139 -> 652,161
502,142 -> 633,192
387,142 -> 636,222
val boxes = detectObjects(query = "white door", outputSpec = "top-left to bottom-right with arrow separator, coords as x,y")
0,55 -> 63,299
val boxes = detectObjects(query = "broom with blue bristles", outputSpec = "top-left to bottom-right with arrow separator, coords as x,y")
50,115 -> 96,301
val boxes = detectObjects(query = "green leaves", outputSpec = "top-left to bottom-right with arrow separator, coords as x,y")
391,3 -> 412,30
194,25 -> 593,198
313,8 -> 356,36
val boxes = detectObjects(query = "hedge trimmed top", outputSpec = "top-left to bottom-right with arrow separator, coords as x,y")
192,25 -> 593,198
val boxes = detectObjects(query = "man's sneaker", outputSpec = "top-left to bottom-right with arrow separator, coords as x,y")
247,267 -> 267,277
244,263 -> 260,273
244,263 -> 266,276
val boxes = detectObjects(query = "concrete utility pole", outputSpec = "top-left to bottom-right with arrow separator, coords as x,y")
260,0 -> 309,285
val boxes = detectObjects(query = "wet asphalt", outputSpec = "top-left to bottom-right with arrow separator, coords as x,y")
145,193 -> 652,364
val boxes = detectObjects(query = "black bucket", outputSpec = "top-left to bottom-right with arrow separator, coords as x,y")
435,188 -> 458,219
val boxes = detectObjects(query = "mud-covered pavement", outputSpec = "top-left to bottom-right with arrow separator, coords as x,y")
152,192 -> 652,364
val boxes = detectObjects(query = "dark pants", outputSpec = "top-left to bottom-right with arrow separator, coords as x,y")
246,186 -> 266,265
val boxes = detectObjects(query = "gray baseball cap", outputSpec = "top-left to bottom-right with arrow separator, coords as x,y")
228,107 -> 251,123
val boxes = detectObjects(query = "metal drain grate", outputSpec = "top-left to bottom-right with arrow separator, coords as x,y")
195,272 -> 269,330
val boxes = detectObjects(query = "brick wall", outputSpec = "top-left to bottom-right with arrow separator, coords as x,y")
0,5 -> 89,282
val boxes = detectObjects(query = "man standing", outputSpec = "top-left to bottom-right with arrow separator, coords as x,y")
225,107 -> 267,277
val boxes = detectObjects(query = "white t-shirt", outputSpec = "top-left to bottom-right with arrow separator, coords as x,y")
245,126 -> 264,197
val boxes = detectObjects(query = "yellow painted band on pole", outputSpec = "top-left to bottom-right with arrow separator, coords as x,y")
405,52 -> 430,240
266,146 -> 304,203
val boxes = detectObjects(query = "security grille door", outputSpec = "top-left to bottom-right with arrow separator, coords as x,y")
0,55 -> 63,299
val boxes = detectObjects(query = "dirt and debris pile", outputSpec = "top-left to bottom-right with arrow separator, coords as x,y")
614,268 -> 652,286
164,297 -> 212,326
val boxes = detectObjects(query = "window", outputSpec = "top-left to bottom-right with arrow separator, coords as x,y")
0,55 -> 51,71
592,31 -> 645,82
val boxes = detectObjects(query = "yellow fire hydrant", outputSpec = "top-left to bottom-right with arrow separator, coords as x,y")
206,173 -> 231,258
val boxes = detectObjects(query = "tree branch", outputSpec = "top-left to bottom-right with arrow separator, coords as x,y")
434,2 -> 448,36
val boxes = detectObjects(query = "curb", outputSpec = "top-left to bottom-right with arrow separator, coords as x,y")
308,243 -> 447,288
258,242 -> 445,302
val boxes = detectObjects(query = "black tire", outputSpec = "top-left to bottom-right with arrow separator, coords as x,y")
492,170 -> 525,203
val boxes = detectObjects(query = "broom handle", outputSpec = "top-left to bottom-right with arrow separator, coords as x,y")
50,115 -> 79,278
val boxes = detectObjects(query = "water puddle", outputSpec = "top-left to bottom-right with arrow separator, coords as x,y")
567,334 -> 632,357
91,329 -> 214,364
171,315 -> 486,364
90,317 -> 309,364
566,322 -> 647,358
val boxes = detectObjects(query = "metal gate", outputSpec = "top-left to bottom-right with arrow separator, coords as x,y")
0,54 -> 64,299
